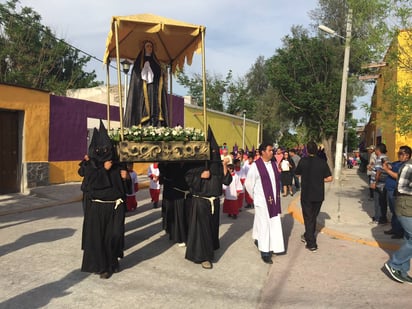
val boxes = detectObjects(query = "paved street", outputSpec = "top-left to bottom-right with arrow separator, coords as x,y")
0,168 -> 410,308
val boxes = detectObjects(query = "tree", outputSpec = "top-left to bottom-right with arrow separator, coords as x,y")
311,0 -> 412,135
0,0 -> 100,94
176,69 -> 238,112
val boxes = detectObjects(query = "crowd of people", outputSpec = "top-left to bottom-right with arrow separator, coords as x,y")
79,40 -> 412,282
364,142 -> 412,284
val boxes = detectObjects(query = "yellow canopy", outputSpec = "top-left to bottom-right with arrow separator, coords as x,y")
103,13 -> 205,73
103,13 -> 208,140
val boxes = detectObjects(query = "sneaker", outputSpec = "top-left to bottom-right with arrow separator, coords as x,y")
369,220 -> 379,225
300,234 -> 306,244
404,275 -> 412,285
384,263 -> 405,283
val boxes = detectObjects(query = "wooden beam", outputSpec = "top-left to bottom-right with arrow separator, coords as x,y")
358,74 -> 381,80
361,62 -> 387,69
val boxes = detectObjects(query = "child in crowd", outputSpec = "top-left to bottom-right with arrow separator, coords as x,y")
234,159 -> 245,211
222,164 -> 243,219
148,162 -> 161,208
125,162 -> 139,211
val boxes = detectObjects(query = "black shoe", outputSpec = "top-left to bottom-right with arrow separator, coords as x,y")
262,256 -> 273,264
245,204 -> 252,209
300,234 -> 306,244
254,239 -> 258,249
384,229 -> 394,235
306,245 -> 318,252
99,272 -> 112,279
391,234 -> 404,239
228,214 -> 232,217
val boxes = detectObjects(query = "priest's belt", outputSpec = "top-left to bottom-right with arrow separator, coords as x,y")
91,198 -> 124,209
191,195 -> 218,214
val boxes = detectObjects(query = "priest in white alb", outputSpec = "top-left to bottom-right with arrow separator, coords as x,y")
244,142 -> 285,264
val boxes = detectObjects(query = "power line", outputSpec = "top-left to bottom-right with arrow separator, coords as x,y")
0,4 -> 117,73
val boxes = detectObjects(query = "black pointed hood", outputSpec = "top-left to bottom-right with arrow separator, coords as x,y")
88,120 -> 114,162
207,126 -> 220,162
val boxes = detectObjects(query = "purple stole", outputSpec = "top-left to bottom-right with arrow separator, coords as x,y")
254,158 -> 281,218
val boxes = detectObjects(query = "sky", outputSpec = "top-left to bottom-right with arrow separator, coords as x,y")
14,0 -> 368,121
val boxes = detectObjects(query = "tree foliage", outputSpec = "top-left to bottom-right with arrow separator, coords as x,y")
0,0 -> 100,94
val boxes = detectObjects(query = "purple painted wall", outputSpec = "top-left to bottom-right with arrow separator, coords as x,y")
49,94 -> 184,161
49,95 -> 120,161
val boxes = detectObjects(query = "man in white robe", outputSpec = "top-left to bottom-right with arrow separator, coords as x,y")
245,142 -> 285,264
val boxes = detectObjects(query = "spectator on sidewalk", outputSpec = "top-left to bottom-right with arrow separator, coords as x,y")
382,146 -> 411,238
369,143 -> 389,224
289,149 -> 301,191
384,147 -> 412,284
295,141 -> 333,252
245,142 -> 285,264
366,145 -> 377,200
279,151 -> 295,197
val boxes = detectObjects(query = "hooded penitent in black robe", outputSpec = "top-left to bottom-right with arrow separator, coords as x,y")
184,127 -> 232,263
124,42 -> 169,127
81,121 -> 131,276
159,162 -> 192,244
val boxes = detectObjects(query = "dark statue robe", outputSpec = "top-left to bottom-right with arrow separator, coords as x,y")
124,50 -> 169,127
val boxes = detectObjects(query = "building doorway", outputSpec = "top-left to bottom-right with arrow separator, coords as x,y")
0,110 -> 20,194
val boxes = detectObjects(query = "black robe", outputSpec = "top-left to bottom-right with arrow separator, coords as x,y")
159,162 -> 193,244
81,160 -> 130,274
184,161 -> 232,263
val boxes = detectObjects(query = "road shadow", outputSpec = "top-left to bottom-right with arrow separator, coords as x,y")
0,269 -> 89,308
214,209 -> 254,262
0,228 -> 76,258
281,212 -> 295,253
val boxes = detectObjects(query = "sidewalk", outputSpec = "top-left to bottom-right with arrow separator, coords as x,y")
287,166 -> 403,251
0,175 -> 150,217
0,168 -> 403,250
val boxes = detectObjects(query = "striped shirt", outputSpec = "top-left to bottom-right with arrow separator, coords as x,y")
397,160 -> 412,195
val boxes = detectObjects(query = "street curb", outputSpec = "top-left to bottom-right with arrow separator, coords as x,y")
287,196 -> 401,251
0,196 -> 83,217
0,181 -> 150,217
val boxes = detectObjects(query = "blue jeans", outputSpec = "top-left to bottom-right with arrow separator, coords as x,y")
388,215 -> 412,276
386,189 -> 404,235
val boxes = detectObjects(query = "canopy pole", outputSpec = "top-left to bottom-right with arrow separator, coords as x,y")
201,27 -> 207,140
114,20 -> 124,141
169,63 -> 173,126
106,62 -> 111,131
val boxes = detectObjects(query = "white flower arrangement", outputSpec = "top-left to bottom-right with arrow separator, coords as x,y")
109,125 -> 205,143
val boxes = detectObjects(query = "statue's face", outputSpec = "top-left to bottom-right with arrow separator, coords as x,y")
144,42 -> 153,56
